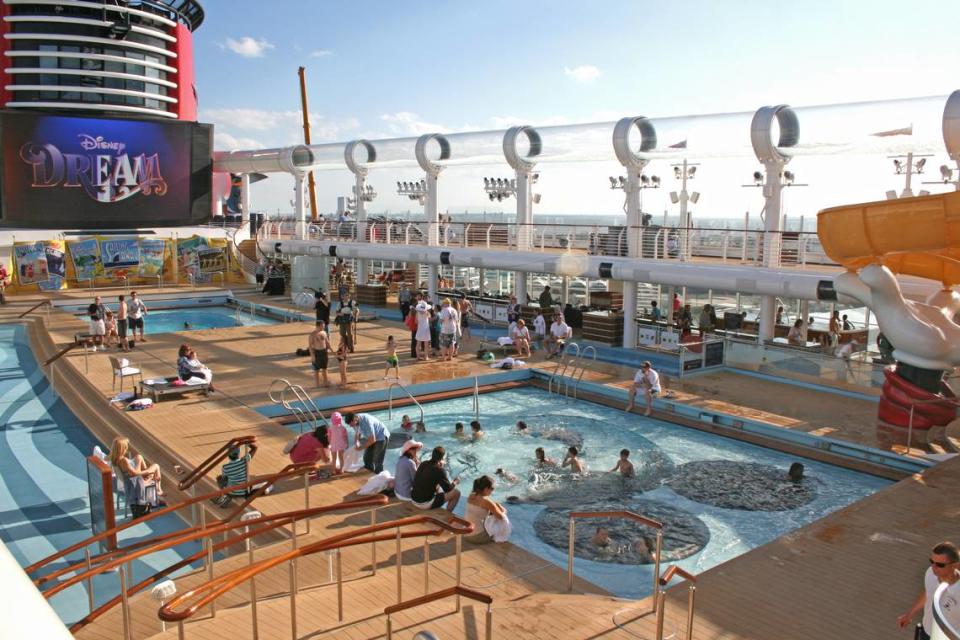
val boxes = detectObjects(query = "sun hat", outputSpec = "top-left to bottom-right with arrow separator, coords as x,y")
400,439 -> 423,455
415,301 -> 429,312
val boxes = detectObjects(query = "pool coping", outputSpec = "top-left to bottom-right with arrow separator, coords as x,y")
254,366 -> 930,478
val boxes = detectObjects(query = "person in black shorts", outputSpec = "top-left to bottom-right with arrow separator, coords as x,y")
308,322 -> 332,387
410,446 -> 460,511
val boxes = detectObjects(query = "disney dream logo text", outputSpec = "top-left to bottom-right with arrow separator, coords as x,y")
18,133 -> 167,203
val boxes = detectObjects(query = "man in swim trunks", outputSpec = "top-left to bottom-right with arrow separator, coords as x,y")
626,360 -> 661,416
308,322 -> 332,388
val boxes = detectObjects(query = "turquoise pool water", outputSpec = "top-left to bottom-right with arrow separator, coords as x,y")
356,387 -> 891,599
0,324 -> 202,624
142,305 -> 279,334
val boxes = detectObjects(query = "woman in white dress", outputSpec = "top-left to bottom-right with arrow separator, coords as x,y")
415,302 -> 432,361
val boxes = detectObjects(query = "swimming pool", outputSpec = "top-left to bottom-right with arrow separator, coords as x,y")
0,324 -> 203,624
359,387 -> 890,599
146,305 -> 279,333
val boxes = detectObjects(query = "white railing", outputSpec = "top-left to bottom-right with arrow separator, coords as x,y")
267,378 -> 329,434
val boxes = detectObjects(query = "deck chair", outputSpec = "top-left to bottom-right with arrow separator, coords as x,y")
108,356 -> 143,394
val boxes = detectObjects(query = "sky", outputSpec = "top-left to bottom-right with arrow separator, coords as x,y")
194,0 -> 960,221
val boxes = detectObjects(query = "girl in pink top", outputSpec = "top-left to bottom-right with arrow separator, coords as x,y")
328,411 -> 349,474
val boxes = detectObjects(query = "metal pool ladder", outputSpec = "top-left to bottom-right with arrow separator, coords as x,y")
548,342 -> 580,396
387,381 -> 425,425
268,378 -> 329,433
568,345 -> 597,399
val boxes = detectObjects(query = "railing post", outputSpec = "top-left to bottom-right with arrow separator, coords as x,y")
687,585 -> 697,640
289,530 -> 298,640
241,511 -> 260,640
423,537 -> 430,595
302,472 -> 310,536
455,534 -> 462,612
85,548 -> 94,613
653,530 -> 663,614
395,526 -> 403,603
336,548 -> 344,622
178,621 -> 185,640
486,604 -> 494,640
566,516 -> 575,592
119,564 -> 132,640
655,589 -> 667,640
370,508 -> 378,575
907,405 -> 916,453
385,614 -> 393,640
205,537 -> 216,617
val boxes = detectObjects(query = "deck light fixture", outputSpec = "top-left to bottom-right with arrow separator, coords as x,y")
941,165 -> 954,182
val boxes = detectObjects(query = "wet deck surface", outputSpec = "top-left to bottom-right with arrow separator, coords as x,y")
0,286 -> 954,640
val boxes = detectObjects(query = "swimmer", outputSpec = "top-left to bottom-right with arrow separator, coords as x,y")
516,420 -> 529,434
633,536 -> 655,563
400,415 -> 413,431
454,422 -> 467,439
534,447 -> 556,468
591,527 -> 611,547
183,321 -> 191,330
561,446 -> 585,474
470,420 -> 484,441
495,467 -> 520,484
609,449 -> 635,478
788,462 -> 805,483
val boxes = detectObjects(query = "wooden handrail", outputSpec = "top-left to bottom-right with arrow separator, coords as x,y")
158,514 -> 475,622
177,436 -> 258,491
660,565 -> 697,585
17,300 -> 50,318
569,509 -> 663,530
384,585 -> 492,616
26,462 -> 315,577
43,496 -> 388,599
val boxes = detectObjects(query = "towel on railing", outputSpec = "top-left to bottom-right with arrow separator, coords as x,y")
484,513 -> 512,543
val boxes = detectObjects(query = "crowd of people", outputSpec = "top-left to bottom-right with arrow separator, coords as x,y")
85,291 -> 148,352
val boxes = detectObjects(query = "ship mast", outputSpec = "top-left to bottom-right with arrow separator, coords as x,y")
297,66 -> 319,221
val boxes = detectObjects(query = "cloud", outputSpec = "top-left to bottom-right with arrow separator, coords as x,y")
309,49 -> 333,58
213,131 -> 264,151
221,36 -> 274,58
202,108 -> 360,149
563,64 -> 601,83
380,112 -> 451,136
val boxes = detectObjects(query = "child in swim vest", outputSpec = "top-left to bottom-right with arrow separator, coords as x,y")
328,411 -> 349,474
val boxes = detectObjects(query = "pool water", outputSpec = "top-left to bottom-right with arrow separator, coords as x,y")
362,387 -> 891,598
144,305 -> 279,334
0,324 -> 203,624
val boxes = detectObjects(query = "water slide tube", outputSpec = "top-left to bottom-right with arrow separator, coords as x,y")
817,192 -> 960,435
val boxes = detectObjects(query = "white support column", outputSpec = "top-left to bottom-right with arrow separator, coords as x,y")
426,173 -> 439,246
294,173 -> 306,240
622,169 -> 641,349
354,173 -> 368,283
514,170 -> 532,303
758,160 -> 784,342
241,173 -> 251,223
799,299 -> 810,341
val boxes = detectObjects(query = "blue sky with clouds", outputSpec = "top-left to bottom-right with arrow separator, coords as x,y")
194,0 -> 960,218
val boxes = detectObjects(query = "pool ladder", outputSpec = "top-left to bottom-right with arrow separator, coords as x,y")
268,378 -> 329,433
387,381 -> 425,425
548,343 -> 597,399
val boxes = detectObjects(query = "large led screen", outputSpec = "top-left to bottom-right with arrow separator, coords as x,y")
0,111 -> 212,228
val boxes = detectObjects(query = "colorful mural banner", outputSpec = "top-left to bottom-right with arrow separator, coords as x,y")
138,239 -> 166,276
38,241 -> 66,291
68,238 -> 102,280
99,238 -> 140,271
13,241 -> 49,285
177,235 -> 207,271
197,247 -> 226,273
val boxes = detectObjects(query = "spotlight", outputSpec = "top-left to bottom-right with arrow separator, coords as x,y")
497,194 -> 504,202
489,193 -> 496,201
941,165 -> 954,182
915,158 -> 927,173
609,176 -> 618,187
893,159 -> 903,174
690,192 -> 700,204
618,176 -> 625,187
669,192 -> 679,204
532,173 -> 540,182
651,176 -> 661,187
753,171 -> 763,186
783,170 -> 795,185
673,166 -> 682,179
688,166 -> 696,177
640,174 -> 649,186
533,193 -> 542,204
397,181 -> 402,190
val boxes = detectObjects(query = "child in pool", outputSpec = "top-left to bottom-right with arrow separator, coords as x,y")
470,420 -> 484,441
328,411 -> 349,474
336,341 -> 348,387
383,335 -> 399,379
454,422 -> 468,439
400,415 -> 414,431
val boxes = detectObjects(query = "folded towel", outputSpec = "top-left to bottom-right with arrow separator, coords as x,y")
484,513 -> 512,542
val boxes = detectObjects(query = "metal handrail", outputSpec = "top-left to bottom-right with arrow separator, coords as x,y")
388,381 -> 425,425
570,345 -> 597,399
178,436 -> 257,491
566,510 -> 663,609
548,342 -> 580,396
43,497 -> 387,637
157,513 -> 476,636
656,565 -> 697,640
17,300 -> 50,318
385,586 -> 493,640
268,378 -> 328,433
905,393 -> 960,454
26,463 -> 317,579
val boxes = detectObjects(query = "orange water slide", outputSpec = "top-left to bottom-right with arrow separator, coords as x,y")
817,191 -> 960,286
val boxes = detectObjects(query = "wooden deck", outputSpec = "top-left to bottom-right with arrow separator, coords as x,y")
1,288 -> 955,640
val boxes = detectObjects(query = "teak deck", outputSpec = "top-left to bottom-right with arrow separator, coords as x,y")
1,287 -> 957,640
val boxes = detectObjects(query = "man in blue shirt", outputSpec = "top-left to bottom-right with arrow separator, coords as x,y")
345,412 -> 390,473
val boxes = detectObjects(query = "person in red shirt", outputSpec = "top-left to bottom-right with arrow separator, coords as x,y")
672,292 -> 682,315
